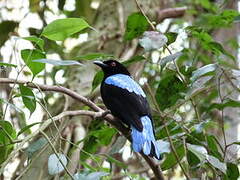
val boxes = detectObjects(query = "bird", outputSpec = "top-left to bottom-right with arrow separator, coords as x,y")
94,60 -> 161,159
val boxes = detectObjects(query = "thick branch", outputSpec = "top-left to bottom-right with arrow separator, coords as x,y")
0,78 -> 164,179
157,7 -> 187,22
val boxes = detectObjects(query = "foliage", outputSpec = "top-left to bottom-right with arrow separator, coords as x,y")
0,0 -> 240,179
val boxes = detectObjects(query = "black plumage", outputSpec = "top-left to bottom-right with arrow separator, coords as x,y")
94,60 -> 160,159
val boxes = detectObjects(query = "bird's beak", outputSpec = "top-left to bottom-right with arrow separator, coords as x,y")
93,61 -> 108,68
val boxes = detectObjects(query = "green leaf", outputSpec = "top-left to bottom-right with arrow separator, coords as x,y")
0,21 -> 18,47
29,0 -> 41,12
23,36 -> 44,51
122,55 -> 145,66
209,99 -> 240,111
21,49 -> 46,77
207,135 -> 222,160
161,145 -> 185,171
187,144 -> 207,162
156,120 -> 183,139
33,59 -> 82,66
0,121 -> 16,140
17,122 -> 41,137
0,62 -> 17,68
165,32 -> 178,45
207,42 -> 235,60
42,18 -> 89,41
19,85 -> 36,113
91,127 -> 116,145
187,150 -> 200,167
190,64 -> 217,82
225,163 -> 239,180
26,137 -> 47,158
92,71 -> 104,92
74,53 -> 114,61
156,73 -> 186,110
0,121 -> 16,164
124,12 -> 149,41
104,154 -> 127,169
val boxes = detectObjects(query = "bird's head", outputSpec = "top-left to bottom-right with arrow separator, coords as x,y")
94,60 -> 130,77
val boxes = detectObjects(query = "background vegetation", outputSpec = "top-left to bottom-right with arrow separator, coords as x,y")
0,0 -> 240,179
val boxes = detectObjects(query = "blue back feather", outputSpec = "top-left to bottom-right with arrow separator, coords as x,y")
105,74 -> 146,97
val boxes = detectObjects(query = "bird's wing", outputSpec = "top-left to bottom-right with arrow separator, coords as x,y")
101,74 -> 151,131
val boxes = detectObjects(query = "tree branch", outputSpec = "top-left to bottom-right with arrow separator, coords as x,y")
0,78 -> 164,180
157,7 -> 187,22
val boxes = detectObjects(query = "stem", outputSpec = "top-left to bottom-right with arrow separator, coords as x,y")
40,131 -> 74,179
134,0 -> 156,30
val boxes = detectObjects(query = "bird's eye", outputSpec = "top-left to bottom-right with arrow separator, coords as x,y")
111,62 -> 116,67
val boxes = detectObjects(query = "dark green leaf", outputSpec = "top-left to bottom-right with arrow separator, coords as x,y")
19,85 -> 36,113
21,49 -> 46,77
33,59 -> 82,66
92,71 -> 103,92
187,150 -> 200,167
0,21 -> 18,47
91,127 -> 116,145
232,142 -> 240,145
207,42 -> 235,60
17,122 -> 41,137
225,163 -> 239,180
156,120 -> 183,139
187,144 -> 207,162
42,18 -> 89,41
165,32 -> 178,45
207,135 -> 222,160
104,154 -> 127,169
156,73 -> 186,110
0,121 -> 16,164
74,53 -> 114,61
0,62 -> 17,68
23,36 -> 44,51
29,0 -> 41,12
161,145 -> 185,171
0,121 -> 16,140
209,99 -> 240,111
124,12 -> 149,40
80,161 -> 97,171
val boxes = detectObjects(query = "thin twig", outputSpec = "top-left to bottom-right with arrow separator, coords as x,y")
145,82 -> 190,179
40,130 -> 74,179
134,0 -> 156,30
217,72 -> 227,159
0,78 -> 163,179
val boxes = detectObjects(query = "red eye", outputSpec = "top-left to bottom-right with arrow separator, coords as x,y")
111,62 -> 116,67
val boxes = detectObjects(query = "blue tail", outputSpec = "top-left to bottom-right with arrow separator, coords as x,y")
131,116 -> 161,159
